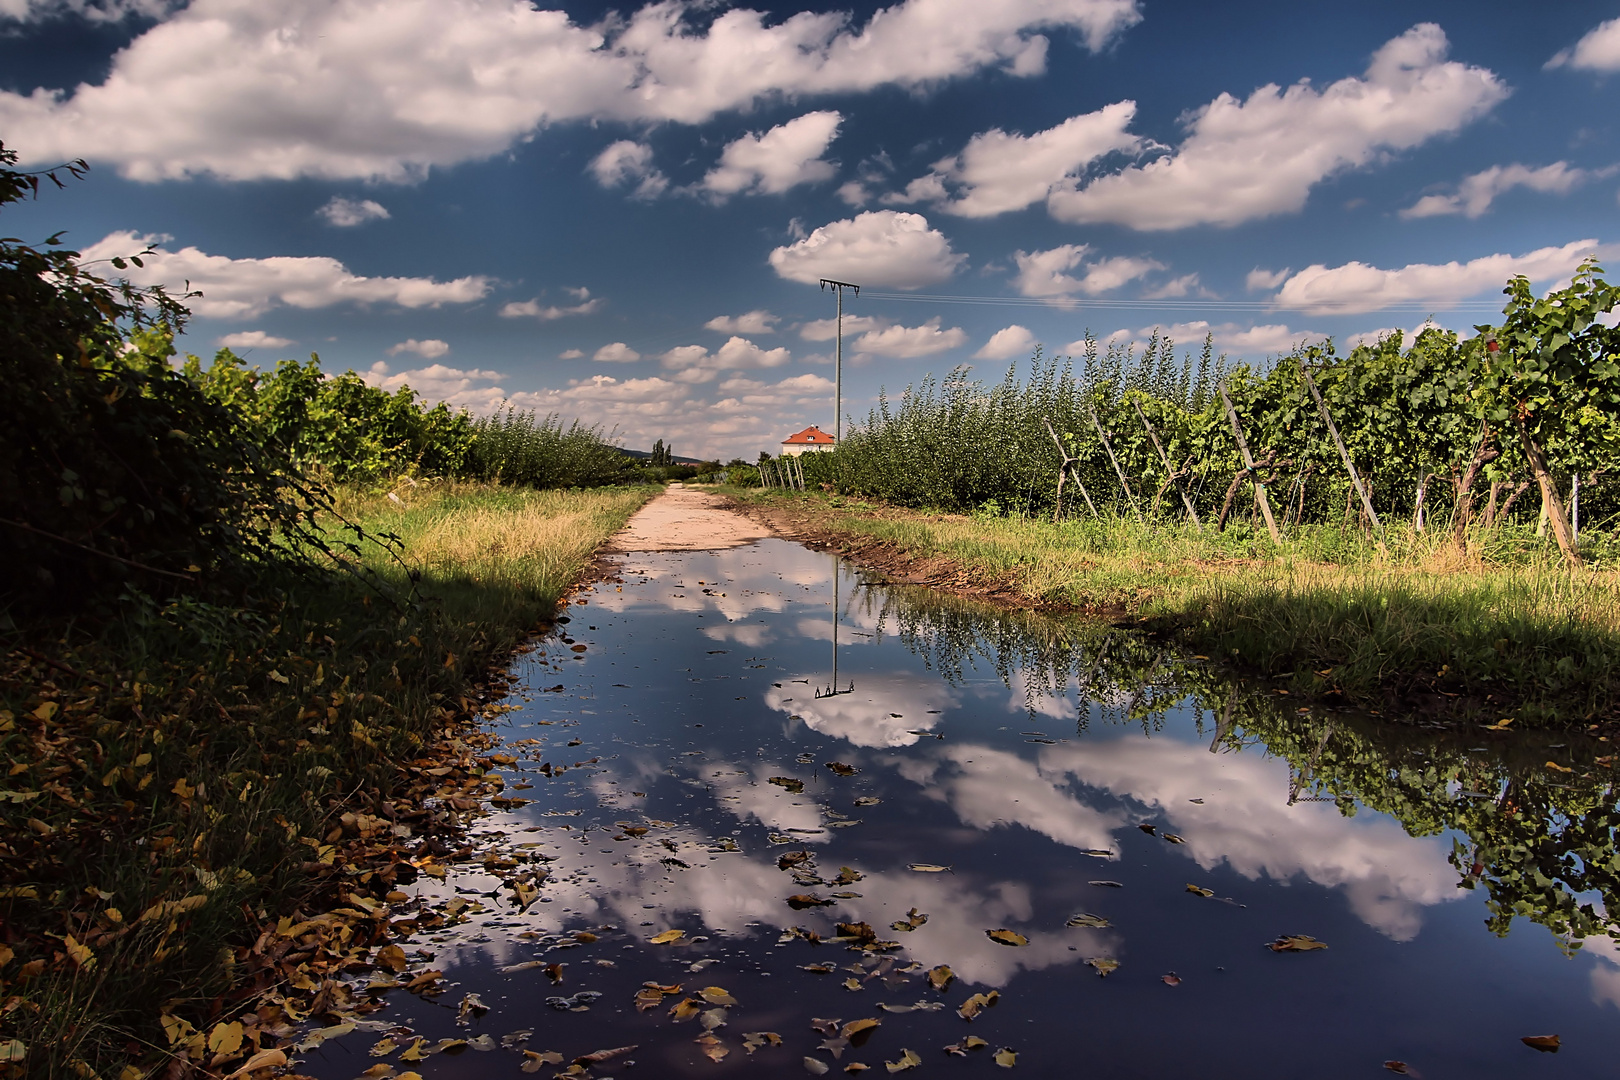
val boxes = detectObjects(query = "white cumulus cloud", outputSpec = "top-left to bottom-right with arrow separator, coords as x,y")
593,342 -> 642,363
0,0 -> 1142,181
1272,239 -> 1602,315
705,310 -> 779,335
1246,267 -> 1291,291
0,0 -> 176,23
1012,244 -> 1163,298
974,325 -> 1038,361
363,360 -> 508,409
890,101 -> 1143,218
317,196 -> 390,227
699,110 -> 842,201
658,336 -> 793,382
852,317 -> 966,358
588,140 -> 669,199
386,338 -> 450,359
77,230 -> 491,319
216,329 -> 293,350
1547,17 -> 1620,72
1400,162 -> 1598,219
769,210 -> 965,289
501,289 -> 604,320
1046,24 -> 1508,230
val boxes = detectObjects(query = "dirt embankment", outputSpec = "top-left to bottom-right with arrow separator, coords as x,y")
722,493 -> 1081,613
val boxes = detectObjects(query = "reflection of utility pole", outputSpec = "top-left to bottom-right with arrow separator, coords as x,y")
816,558 -> 854,699
819,279 -> 860,445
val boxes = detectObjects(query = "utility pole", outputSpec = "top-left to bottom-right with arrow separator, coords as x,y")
819,279 -> 860,445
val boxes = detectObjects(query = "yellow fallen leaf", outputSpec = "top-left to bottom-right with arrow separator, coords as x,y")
1266,935 -> 1327,953
985,929 -> 1027,947
927,965 -> 954,991
63,935 -> 95,970
700,986 -> 738,1006
1186,884 -> 1214,897
171,778 -> 195,799
650,929 -> 685,944
375,944 -> 407,972
207,1021 -> 244,1057
1087,957 -> 1119,976
0,1041 -> 25,1064
884,1049 -> 921,1072
907,863 -> 951,873
994,1048 -> 1017,1068
842,1019 -> 880,1039
224,1048 -> 286,1078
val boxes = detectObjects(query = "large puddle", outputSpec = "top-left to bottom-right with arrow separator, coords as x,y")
304,539 -> 1620,1078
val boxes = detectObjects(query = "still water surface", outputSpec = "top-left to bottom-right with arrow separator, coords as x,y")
305,539 -> 1619,1078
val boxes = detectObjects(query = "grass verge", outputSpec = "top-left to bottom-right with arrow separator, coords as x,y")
0,482 -> 652,1079
727,488 -> 1620,725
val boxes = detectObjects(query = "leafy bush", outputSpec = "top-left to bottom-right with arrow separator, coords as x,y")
464,407 -> 643,488
0,144 -> 336,614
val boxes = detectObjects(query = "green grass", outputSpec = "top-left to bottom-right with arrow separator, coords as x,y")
734,488 -> 1620,724
0,482 -> 652,1078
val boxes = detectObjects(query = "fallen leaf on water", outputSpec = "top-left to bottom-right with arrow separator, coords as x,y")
994,1048 -> 1017,1068
520,1050 -> 563,1073
1138,824 -> 1156,835
1266,935 -> 1328,953
1066,913 -> 1110,928
743,1032 -> 782,1054
820,1037 -> 851,1059
1186,884 -> 1214,897
397,1039 -> 428,1062
1521,1035 -> 1560,1053
844,978 -> 864,991
805,1057 -> 830,1075
359,1066 -> 394,1078
376,944 -> 408,972
908,863 -> 951,873
944,1036 -> 990,1056
927,965 -> 955,992
634,988 -> 665,1011
701,1009 -> 728,1032
404,970 -> 445,992
1383,1063 -> 1411,1075
846,1064 -> 870,1073
701,986 -> 739,1006
1161,973 -> 1182,986
789,894 -> 836,909
801,964 -> 835,974
810,1019 -> 841,1037
825,762 -> 859,776
770,777 -> 806,793
574,1046 -> 636,1065
834,867 -> 865,884
957,991 -> 999,1020
892,908 -> 928,932
1482,718 -> 1514,731
884,1049 -> 921,1073
1089,880 -> 1123,888
499,960 -> 547,974
854,797 -> 881,807
650,929 -> 685,944
1086,957 -> 1119,977
1162,833 -> 1186,844
842,1019 -> 881,1041
986,929 -> 1028,947
369,1038 -> 398,1058
697,1035 -> 729,1063
670,998 -> 703,1021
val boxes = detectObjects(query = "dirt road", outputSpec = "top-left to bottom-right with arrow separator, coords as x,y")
603,484 -> 774,551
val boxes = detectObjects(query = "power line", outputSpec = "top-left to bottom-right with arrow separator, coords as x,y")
857,290 -> 1509,315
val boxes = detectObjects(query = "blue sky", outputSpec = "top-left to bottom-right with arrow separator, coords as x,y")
3,0 -> 1619,459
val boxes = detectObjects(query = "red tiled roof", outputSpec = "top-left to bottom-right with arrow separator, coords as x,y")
782,425 -> 835,444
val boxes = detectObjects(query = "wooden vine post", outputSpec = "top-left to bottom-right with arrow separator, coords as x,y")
1217,384 -> 1282,544
1300,366 -> 1387,554
1130,397 -> 1202,531
1043,418 -> 1099,522
1086,406 -> 1145,524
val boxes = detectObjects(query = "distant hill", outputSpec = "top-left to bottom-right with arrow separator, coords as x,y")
619,448 -> 712,465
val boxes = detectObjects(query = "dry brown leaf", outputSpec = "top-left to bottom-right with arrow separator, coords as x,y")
805,1058 -> 830,1075
985,929 -> 1028,947
927,965 -> 954,991
649,929 -> 685,944
700,986 -> 738,1006
841,1019 -> 880,1040
1086,957 -> 1119,977
1266,935 -> 1328,953
1521,1035 -> 1560,1053
574,1046 -> 636,1065
994,1048 -> 1017,1068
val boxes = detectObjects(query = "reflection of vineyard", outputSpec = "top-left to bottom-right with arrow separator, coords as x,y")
861,577 -> 1620,949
